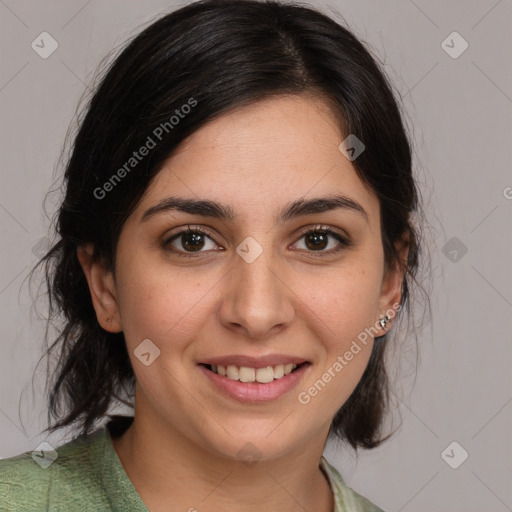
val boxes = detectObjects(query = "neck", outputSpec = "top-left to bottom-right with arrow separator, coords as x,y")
111,410 -> 334,512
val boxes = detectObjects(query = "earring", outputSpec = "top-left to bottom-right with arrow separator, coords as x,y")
106,318 -> 112,323
379,314 -> 391,331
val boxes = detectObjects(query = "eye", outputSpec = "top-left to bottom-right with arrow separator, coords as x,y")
163,225 -> 221,257
162,224 -> 351,258
291,225 -> 351,256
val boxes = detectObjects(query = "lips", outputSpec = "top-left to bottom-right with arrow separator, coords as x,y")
198,355 -> 310,385
198,359 -> 310,403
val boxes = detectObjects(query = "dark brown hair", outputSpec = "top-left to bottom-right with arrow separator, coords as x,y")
32,0 -> 427,449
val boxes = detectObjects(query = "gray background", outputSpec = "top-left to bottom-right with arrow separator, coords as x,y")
1,1 -> 511,510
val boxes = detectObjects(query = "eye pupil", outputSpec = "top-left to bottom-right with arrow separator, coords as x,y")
305,232 -> 328,250
182,232 -> 204,251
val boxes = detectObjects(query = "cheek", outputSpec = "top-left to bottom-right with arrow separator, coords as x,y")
293,262 -> 383,410
297,263 -> 383,342
115,257 -> 212,352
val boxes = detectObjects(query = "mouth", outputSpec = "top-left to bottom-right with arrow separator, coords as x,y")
197,357 -> 311,403
200,362 -> 308,384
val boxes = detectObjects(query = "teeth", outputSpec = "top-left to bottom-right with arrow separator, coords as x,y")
256,367 -> 274,383
239,367 -> 255,382
226,365 -> 239,380
210,363 -> 299,382
284,363 -> 294,374
273,364 -> 284,379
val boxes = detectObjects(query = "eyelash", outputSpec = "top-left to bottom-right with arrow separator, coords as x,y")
162,224 -> 351,259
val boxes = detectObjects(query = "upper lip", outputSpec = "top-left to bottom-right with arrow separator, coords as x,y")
199,354 -> 309,368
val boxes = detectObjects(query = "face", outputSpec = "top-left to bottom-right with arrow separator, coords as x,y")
80,94 -> 404,461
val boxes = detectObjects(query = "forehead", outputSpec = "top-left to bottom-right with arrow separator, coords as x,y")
135,94 -> 380,228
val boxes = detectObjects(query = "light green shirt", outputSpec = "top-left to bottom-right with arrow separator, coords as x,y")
0,417 -> 384,511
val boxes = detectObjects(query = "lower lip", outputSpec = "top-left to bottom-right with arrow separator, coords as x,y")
198,364 -> 310,403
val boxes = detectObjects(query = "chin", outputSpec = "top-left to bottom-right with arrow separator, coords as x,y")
197,420 -> 306,463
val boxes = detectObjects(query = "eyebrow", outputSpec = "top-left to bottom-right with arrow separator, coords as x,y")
140,194 -> 369,224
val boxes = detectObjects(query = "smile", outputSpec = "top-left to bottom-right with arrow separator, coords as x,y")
203,363 -> 301,383
198,358 -> 311,403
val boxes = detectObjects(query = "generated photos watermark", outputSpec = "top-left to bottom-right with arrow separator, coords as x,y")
93,97 -> 198,200
297,302 -> 401,405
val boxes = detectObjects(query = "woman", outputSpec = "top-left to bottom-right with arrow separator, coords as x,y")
0,0 -> 425,510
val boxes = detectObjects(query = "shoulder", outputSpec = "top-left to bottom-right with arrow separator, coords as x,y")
0,449 -> 52,511
0,428 -> 109,512
320,456 -> 386,512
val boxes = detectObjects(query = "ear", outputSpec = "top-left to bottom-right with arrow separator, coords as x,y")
77,243 -> 122,332
376,233 -> 409,331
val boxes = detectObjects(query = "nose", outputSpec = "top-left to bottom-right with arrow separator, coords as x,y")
217,248 -> 295,340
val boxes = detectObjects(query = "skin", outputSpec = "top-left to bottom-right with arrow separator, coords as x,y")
78,94 -> 408,512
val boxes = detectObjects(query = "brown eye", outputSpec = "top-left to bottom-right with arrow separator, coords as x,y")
304,231 -> 329,250
293,227 -> 350,255
163,226 -> 219,256
179,231 -> 207,252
